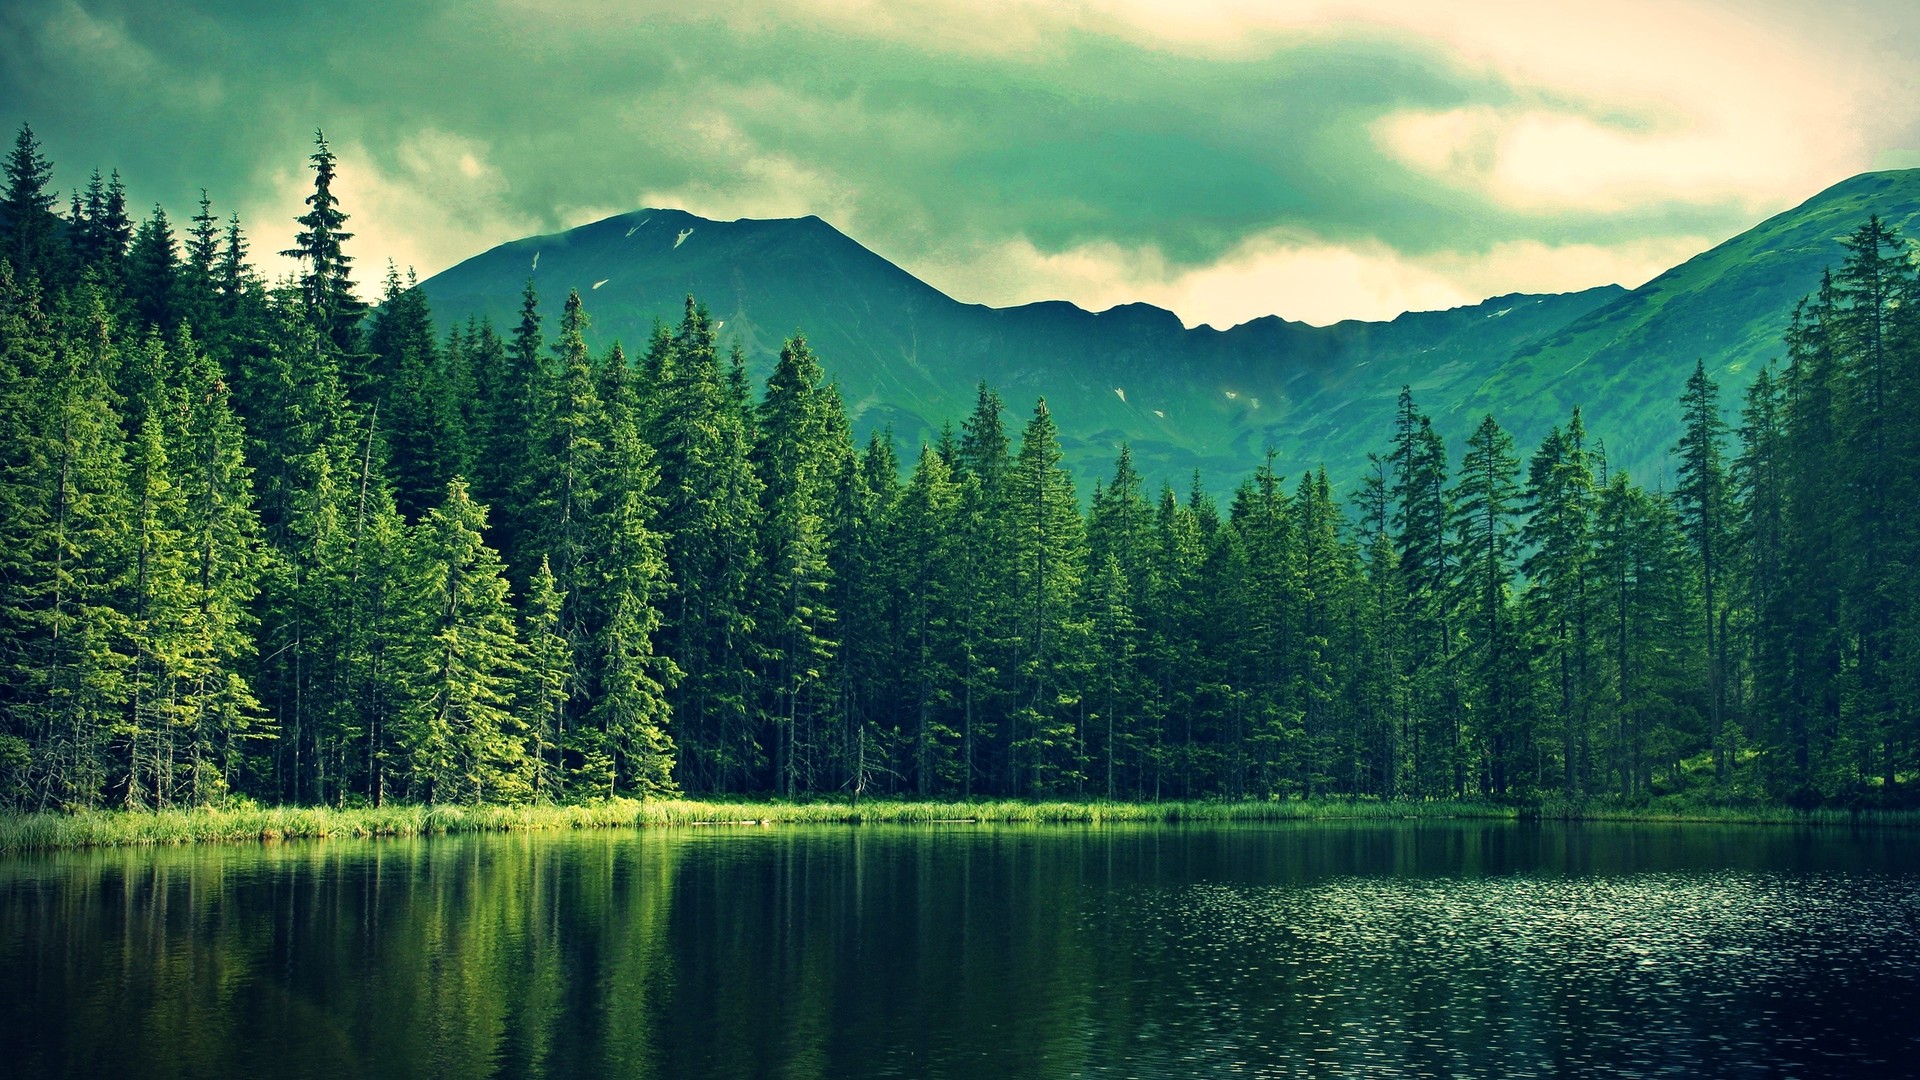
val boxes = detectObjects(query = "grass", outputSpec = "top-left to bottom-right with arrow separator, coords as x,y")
0,794 -> 1911,853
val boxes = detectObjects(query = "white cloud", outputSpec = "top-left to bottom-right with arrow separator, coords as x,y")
244,129 -> 545,287
1042,0 -> 1880,219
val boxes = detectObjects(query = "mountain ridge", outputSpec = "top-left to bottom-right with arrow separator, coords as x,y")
420,169 -> 1920,494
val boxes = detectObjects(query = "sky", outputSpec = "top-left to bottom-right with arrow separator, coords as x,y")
4,0 -> 1920,328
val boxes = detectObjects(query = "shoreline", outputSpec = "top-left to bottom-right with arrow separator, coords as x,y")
2,797 -> 1914,853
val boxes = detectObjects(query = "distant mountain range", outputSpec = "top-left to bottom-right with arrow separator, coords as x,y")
419,170 -> 1920,496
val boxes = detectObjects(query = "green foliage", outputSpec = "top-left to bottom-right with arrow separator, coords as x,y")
401,480 -> 532,804
279,130 -> 365,354
3,123 -> 1918,817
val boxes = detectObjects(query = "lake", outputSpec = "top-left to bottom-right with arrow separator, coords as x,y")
3,821 -> 1917,1078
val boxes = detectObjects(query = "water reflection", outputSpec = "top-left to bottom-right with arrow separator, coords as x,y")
2,822 -> 1917,1078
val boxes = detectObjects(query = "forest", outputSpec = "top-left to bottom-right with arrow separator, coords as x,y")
1,123 -> 1916,813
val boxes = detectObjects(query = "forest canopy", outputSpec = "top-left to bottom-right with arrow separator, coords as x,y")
2,124 -> 1917,811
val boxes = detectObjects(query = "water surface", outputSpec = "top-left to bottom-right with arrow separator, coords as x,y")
3,821 -> 1917,1078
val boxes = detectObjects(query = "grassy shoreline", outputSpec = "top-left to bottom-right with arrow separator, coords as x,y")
0,796 -> 1912,853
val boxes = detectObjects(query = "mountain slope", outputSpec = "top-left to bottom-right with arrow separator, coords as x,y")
421,170 -> 1920,495
1458,168 -> 1920,484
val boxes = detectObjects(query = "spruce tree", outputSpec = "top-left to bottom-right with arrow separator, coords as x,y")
1673,360 -> 1734,782
890,444 -> 965,795
280,131 -> 365,355
649,298 -> 761,791
1450,414 -> 1523,795
519,557 -> 571,800
401,479 -> 531,804
1521,412 -> 1596,794
367,267 -> 454,517
0,123 -> 65,280
126,205 -> 178,332
752,333 -> 844,795
119,334 -> 192,808
952,383 -> 1017,793
1008,399 -> 1088,794
1085,446 -> 1155,797
828,431 -> 898,801
583,340 -> 679,798
12,291 -> 133,807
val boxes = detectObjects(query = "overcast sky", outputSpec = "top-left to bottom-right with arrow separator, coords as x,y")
5,0 -> 1919,327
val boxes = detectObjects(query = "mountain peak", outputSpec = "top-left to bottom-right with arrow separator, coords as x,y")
421,169 -> 1920,493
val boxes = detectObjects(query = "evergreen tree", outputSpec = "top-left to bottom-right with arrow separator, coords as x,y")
367,267 -> 454,517
401,479 -> 531,804
1007,400 -> 1088,794
1777,284 -> 1847,798
751,333 -> 844,795
582,341 -> 679,798
889,444 -> 965,795
1672,360 -> 1735,782
477,279 -> 544,565
1,124 -> 65,280
280,131 -> 365,354
519,558 -> 571,800
1521,412 -> 1597,794
650,298 -> 761,791
828,430 -> 898,801
125,205 -> 178,332
1834,217 -> 1914,792
118,338 -> 191,808
179,190 -> 222,338
8,290 -> 132,807
1389,391 -> 1458,796
952,383 -> 1017,793
1085,446 -> 1155,797
1451,414 -> 1524,795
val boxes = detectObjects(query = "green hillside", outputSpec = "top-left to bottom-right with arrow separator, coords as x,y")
1462,169 -> 1920,484
420,170 -> 1920,495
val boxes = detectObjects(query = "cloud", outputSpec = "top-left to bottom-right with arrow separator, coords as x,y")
3,0 -> 1917,325
245,129 -> 547,287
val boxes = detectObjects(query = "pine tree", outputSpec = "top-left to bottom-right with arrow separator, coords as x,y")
1521,412 -> 1596,794
1295,469 -> 1351,795
125,205 -> 178,332
367,267 -> 454,517
339,457 -> 412,807
179,190 -> 222,338
1593,473 -> 1703,800
1085,446 -> 1155,797
1008,399 -> 1088,794
401,479 -> 531,804
280,131 -> 365,355
119,338 -> 192,808
1389,391 -> 1457,796
1227,456 -> 1300,796
752,333 -> 844,795
519,558 -> 571,800
1833,217 -> 1914,792
1777,283 -> 1847,798
9,290 -> 132,807
582,341 -> 679,798
477,279 -> 544,566
951,383 -> 1018,793
1451,414 -> 1524,795
0,124 -> 65,280
1141,484 -> 1206,798
889,444 -> 965,794
649,298 -> 761,791
828,430 -> 898,801
1672,360 -> 1734,783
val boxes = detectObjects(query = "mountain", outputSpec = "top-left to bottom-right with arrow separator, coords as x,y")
419,169 -> 1920,496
